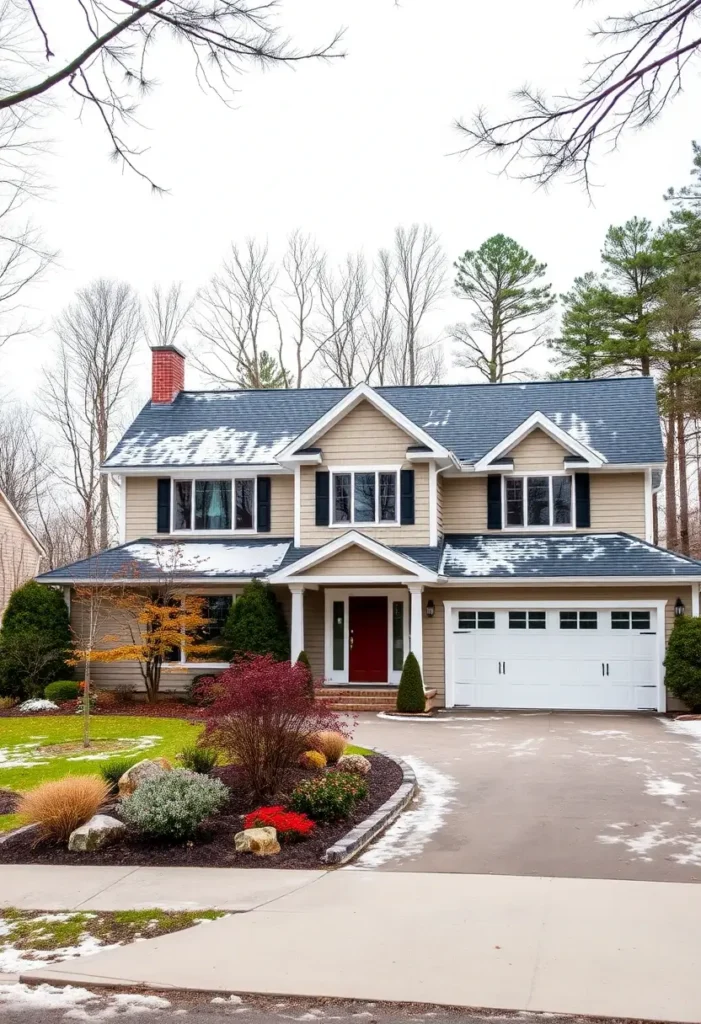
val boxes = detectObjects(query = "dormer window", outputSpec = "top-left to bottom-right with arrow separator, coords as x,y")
331,470 -> 398,526
173,478 -> 256,532
504,475 -> 573,529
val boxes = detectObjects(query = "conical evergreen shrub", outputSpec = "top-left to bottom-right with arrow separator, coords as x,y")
396,652 -> 425,713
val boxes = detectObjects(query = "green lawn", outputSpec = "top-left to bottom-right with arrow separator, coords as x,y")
345,744 -> 374,756
0,716 -> 202,795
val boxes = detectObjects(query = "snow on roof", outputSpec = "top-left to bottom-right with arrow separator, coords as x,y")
105,427 -> 294,468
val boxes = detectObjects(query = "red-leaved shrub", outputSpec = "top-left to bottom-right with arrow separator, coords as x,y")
198,655 -> 351,800
243,805 -> 315,841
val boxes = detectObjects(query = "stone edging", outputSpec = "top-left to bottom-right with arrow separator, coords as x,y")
322,751 -> 417,866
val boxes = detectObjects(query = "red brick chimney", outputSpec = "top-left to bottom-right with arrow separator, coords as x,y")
151,345 -> 185,404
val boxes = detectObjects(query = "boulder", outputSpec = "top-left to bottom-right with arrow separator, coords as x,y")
336,754 -> 371,775
118,757 -> 172,798
68,814 -> 126,853
234,826 -> 281,857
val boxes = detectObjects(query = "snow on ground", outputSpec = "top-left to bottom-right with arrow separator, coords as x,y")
598,821 -> 701,865
351,756 -> 457,869
0,921 -> 120,974
0,735 -> 161,771
0,984 -> 171,1016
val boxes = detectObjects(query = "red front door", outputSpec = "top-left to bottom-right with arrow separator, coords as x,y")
349,597 -> 388,684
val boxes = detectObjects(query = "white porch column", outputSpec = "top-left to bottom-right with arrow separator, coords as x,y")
692,583 -> 700,618
290,584 -> 305,661
408,584 -> 424,673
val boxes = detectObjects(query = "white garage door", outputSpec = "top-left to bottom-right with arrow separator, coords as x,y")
448,607 -> 660,711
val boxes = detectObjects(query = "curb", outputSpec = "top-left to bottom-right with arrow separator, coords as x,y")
322,751 -> 417,865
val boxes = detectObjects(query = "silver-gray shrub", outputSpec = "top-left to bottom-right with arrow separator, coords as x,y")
120,771 -> 228,840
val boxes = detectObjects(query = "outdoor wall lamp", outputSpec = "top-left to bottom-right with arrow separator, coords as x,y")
426,599 -> 435,618
675,597 -> 686,617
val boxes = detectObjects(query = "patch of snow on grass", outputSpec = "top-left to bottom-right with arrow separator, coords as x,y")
0,931 -> 119,973
352,756 -> 457,869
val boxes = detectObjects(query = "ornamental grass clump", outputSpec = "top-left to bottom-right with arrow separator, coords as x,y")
290,771 -> 367,823
100,757 -> 140,790
299,749 -> 326,769
177,744 -> 218,774
18,776 -> 111,844
308,730 -> 347,763
243,805 -> 315,842
120,772 -> 227,841
199,655 -> 349,801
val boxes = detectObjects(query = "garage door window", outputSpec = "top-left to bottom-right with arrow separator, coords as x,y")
560,610 -> 598,630
457,610 -> 495,630
611,611 -> 651,631
509,611 -> 547,629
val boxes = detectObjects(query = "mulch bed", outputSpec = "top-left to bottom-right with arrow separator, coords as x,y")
0,756 -> 403,869
0,789 -> 19,815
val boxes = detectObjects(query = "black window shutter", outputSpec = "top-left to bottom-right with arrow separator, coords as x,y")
257,476 -> 271,533
315,471 -> 330,526
575,472 -> 591,528
400,469 -> 415,525
487,475 -> 502,530
156,478 -> 171,534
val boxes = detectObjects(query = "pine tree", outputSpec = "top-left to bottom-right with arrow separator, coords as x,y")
549,272 -> 612,379
451,234 -> 555,382
221,580 -> 290,662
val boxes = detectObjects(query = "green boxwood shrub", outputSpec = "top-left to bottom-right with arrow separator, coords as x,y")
177,744 -> 218,774
44,680 -> 80,703
396,652 -> 426,713
290,771 -> 367,823
0,581 -> 71,699
220,580 -> 289,662
665,616 -> 701,711
296,650 -> 314,696
100,757 -> 140,789
120,772 -> 228,840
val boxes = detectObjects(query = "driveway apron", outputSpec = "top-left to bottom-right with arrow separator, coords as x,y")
353,711 -> 701,881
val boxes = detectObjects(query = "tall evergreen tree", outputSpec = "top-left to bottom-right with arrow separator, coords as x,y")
549,272 -> 612,379
451,234 -> 555,382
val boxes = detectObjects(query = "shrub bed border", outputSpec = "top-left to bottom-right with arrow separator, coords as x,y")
322,750 -> 416,866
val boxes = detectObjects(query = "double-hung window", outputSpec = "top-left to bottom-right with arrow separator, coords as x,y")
332,470 -> 398,526
173,479 -> 255,532
504,475 -> 573,528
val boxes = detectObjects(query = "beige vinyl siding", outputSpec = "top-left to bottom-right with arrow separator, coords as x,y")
316,400 -> 414,462
0,495 -> 42,616
300,463 -> 430,546
421,584 -> 690,705
70,585 -> 245,693
441,472 -> 647,538
125,477 -> 157,541
590,473 -> 646,538
508,429 -> 568,471
300,547 -> 405,577
124,473 -> 294,542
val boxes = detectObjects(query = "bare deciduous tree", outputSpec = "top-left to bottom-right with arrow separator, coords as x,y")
0,404 -> 50,519
316,254 -> 375,386
457,1 -> 701,190
0,1 -> 343,190
390,225 -> 446,385
146,283 -> 193,349
42,279 -> 142,554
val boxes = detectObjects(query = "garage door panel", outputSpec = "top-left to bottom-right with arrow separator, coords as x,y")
449,607 -> 659,711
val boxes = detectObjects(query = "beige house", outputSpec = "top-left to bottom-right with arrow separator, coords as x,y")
37,345 -> 701,712
1,488 -> 45,617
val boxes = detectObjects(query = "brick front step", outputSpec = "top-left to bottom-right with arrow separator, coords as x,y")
314,687 -> 398,712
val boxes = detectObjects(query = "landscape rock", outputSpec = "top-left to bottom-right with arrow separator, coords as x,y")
68,814 -> 126,852
336,754 -> 372,775
234,826 -> 281,856
118,757 -> 172,798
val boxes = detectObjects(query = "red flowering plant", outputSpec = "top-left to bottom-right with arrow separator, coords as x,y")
243,805 -> 315,842
198,655 -> 352,801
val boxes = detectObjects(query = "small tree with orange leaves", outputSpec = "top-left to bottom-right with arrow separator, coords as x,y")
71,546 -> 218,708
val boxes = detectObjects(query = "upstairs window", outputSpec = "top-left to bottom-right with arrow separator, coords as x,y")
332,470 -> 398,526
172,479 -> 256,532
504,475 -> 573,528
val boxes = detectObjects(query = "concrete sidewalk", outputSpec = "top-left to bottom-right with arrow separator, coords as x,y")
0,865 -> 325,912
21,869 -> 701,1023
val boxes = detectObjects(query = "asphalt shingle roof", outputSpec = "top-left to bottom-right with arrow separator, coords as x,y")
440,533 -> 701,578
103,377 -> 664,469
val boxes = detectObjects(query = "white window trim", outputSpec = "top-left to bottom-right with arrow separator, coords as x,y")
170,476 -> 258,535
324,588 -> 409,685
443,599 -> 668,712
502,472 -> 574,530
329,465 -> 401,529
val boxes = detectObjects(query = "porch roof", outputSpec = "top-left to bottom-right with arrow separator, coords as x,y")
440,533 -> 701,579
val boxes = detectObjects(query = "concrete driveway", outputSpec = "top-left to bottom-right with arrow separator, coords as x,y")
353,711 -> 701,882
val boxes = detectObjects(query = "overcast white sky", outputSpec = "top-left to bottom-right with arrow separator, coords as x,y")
2,0 -> 700,406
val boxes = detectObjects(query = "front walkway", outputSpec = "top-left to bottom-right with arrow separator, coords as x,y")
354,711 -> 701,881
15,869 -> 701,1023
